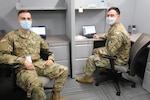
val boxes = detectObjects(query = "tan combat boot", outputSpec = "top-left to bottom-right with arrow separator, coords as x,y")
50,91 -> 67,100
76,75 -> 93,84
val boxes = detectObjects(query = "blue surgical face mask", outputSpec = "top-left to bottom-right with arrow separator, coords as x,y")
106,17 -> 116,25
20,21 -> 32,30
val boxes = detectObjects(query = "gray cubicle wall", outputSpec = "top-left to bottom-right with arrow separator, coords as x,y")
134,0 -> 150,33
0,0 -> 18,32
74,0 -> 107,34
0,0 -> 67,36
30,10 -> 66,36
75,10 -> 106,35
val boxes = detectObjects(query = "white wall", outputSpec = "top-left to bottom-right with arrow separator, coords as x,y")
134,0 -> 150,33
107,0 -> 137,29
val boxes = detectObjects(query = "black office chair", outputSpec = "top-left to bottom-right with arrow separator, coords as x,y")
95,33 -> 150,96
1,49 -> 53,99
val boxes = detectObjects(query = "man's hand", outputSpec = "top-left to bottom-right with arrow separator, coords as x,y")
44,59 -> 54,66
93,34 -> 100,39
24,59 -> 34,70
93,48 -> 101,55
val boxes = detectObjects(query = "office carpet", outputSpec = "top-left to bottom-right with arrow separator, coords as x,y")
0,69 -> 150,100
46,73 -> 150,100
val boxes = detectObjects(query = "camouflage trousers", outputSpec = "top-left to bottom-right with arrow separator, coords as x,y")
16,63 -> 68,100
83,48 -> 110,76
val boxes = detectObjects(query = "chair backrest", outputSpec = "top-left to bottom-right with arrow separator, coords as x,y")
129,33 -> 150,76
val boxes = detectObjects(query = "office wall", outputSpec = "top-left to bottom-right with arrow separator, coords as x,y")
107,0 -> 137,29
0,0 -> 138,34
134,0 -> 150,33
0,0 -> 18,33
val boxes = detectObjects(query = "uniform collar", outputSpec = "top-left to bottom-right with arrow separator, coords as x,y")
18,29 -> 31,39
108,22 -> 120,34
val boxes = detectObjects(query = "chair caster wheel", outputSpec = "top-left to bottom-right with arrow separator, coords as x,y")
116,92 -> 120,96
131,83 -> 136,88
95,83 -> 100,86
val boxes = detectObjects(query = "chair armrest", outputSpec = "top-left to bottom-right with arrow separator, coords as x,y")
101,54 -> 117,71
101,54 -> 117,60
0,63 -> 19,77
41,50 -> 53,56
40,49 -> 53,60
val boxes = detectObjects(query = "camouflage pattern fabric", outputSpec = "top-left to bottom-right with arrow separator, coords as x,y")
0,29 -> 68,100
83,22 -> 131,76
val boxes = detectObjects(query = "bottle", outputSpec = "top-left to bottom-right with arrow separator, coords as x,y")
132,25 -> 136,34
101,0 -> 105,7
128,25 -> 132,35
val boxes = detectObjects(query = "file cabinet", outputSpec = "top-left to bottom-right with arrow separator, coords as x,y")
142,49 -> 150,92
75,41 -> 93,74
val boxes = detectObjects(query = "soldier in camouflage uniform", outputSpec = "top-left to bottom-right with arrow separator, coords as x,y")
76,7 -> 131,83
0,10 -> 68,100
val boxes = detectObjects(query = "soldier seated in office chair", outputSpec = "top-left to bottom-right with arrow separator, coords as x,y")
0,10 -> 68,100
76,7 -> 131,84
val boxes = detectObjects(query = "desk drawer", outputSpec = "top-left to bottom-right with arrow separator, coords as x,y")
50,45 -> 69,61
75,44 -> 93,58
75,58 -> 88,74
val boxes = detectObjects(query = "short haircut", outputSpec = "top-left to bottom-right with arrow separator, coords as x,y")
108,7 -> 120,15
18,10 -> 31,16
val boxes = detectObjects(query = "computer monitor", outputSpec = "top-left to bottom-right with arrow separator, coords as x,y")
30,26 -> 46,39
82,25 -> 96,38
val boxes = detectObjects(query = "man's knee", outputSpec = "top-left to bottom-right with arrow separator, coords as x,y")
59,65 -> 68,74
62,66 -> 69,77
88,55 -> 95,63
64,66 -> 68,73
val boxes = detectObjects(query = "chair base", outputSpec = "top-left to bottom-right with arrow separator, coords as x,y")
95,70 -> 136,96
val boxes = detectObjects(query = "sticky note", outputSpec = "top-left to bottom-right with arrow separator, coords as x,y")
79,7 -> 83,13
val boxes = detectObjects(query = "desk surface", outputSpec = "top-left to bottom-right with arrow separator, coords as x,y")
75,33 -> 142,42
45,35 -> 70,46
130,33 -> 142,42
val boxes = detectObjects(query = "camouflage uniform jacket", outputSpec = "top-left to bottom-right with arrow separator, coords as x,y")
99,22 -> 131,65
0,29 -> 54,68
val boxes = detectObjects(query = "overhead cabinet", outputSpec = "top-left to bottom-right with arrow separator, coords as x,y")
16,0 -> 66,10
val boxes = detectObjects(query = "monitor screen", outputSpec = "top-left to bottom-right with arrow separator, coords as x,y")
82,25 -> 96,35
30,26 -> 46,38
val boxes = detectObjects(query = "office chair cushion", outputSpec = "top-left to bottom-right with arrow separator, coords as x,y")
105,64 -> 129,73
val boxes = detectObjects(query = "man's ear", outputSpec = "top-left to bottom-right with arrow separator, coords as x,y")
117,15 -> 120,19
